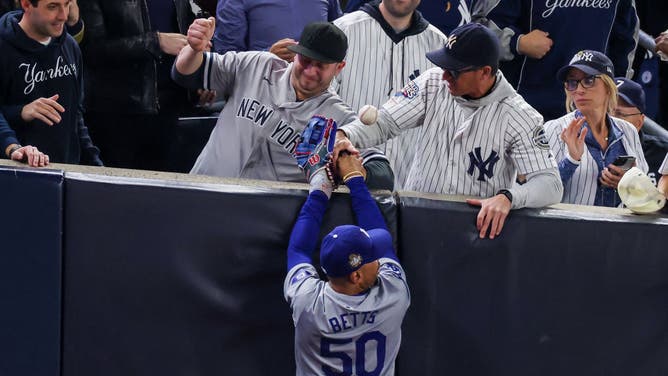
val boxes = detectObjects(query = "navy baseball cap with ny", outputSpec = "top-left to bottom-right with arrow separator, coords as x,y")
557,50 -> 614,82
320,225 -> 392,278
288,22 -> 348,64
426,23 -> 500,71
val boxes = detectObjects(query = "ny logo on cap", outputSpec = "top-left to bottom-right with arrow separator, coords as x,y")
445,35 -> 458,49
571,51 -> 593,64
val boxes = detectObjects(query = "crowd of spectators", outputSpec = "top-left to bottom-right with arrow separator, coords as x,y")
1,0 -> 667,213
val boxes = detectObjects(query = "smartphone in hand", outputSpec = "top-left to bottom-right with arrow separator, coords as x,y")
612,155 -> 636,171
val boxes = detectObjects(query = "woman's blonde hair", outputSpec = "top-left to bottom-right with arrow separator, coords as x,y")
564,74 -> 618,114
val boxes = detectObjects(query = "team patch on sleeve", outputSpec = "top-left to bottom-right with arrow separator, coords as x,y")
397,80 -> 420,99
290,268 -> 314,285
532,126 -> 550,150
380,262 -> 403,279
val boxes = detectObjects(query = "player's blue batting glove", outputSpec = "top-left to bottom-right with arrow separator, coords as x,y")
293,115 -> 337,183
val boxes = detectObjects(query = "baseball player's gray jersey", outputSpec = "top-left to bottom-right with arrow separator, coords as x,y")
185,51 -> 356,181
333,9 -> 447,189
660,153 -> 668,175
340,68 -> 559,202
544,111 -> 648,206
284,259 -> 410,376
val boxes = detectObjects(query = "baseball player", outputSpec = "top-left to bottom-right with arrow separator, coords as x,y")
331,0 -> 447,189
333,23 -> 563,239
172,18 -> 393,188
285,122 -> 409,376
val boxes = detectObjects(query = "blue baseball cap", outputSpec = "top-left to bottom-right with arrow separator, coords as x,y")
426,23 -> 500,71
615,77 -> 646,113
320,225 -> 392,277
557,50 -> 614,82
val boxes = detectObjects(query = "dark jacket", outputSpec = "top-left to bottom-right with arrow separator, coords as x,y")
0,11 -> 102,165
79,0 -> 195,114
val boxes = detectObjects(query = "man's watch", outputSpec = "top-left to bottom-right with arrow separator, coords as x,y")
7,144 -> 21,158
497,189 -> 513,203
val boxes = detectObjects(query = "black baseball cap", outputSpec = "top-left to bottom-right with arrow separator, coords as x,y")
557,50 -> 614,81
287,22 -> 347,63
615,77 -> 646,113
426,23 -> 500,71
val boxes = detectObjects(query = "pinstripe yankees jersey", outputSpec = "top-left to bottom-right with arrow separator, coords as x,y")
544,111 -> 649,206
284,259 -> 410,376
178,51 -> 357,181
340,68 -> 559,201
333,7 -> 447,189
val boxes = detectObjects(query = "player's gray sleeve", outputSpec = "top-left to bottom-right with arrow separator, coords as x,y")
509,168 -> 563,209
284,264 -> 319,307
378,258 -> 410,306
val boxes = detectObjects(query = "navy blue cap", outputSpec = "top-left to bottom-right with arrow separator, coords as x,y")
287,22 -> 347,63
557,50 -> 614,81
426,23 -> 500,71
615,77 -> 646,113
320,225 -> 392,277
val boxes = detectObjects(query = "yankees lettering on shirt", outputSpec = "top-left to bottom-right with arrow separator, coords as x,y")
236,97 -> 300,154
542,0 -> 613,18
19,55 -> 77,95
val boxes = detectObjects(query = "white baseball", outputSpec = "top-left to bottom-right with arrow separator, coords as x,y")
358,104 -> 378,125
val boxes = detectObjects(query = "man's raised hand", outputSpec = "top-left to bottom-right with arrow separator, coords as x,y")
187,17 -> 215,52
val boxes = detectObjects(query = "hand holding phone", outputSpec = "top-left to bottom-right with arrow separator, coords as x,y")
612,155 -> 636,171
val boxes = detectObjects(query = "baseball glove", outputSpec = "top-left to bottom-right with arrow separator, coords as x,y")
293,115 -> 338,183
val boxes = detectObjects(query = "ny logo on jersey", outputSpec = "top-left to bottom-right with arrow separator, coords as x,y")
445,35 -> 458,49
467,147 -> 500,182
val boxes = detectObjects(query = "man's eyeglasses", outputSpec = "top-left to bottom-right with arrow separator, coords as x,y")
613,110 -> 643,118
564,75 -> 600,91
444,66 -> 479,80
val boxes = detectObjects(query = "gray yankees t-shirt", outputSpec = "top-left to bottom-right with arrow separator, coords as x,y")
189,51 -> 357,182
284,258 -> 410,376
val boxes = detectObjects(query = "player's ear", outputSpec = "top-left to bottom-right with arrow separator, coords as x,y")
348,270 -> 360,284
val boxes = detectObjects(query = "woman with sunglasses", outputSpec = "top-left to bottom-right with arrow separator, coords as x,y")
544,50 -> 648,207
